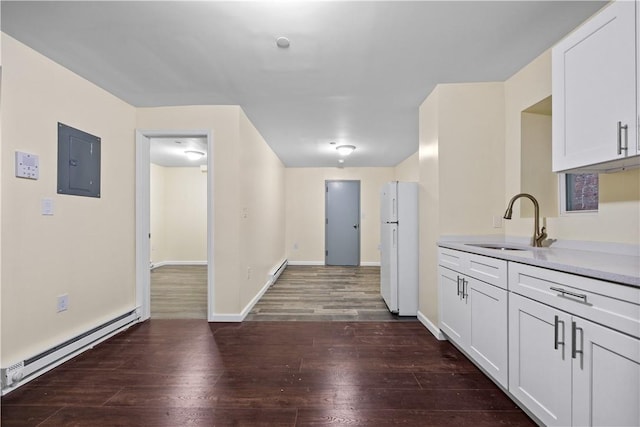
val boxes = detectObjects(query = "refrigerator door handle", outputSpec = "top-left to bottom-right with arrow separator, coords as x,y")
392,228 -> 397,248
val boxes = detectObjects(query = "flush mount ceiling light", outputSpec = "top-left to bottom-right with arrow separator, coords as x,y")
276,37 -> 290,48
336,145 -> 356,156
184,150 -> 205,161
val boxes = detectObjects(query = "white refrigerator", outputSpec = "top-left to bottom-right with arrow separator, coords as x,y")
380,181 -> 418,316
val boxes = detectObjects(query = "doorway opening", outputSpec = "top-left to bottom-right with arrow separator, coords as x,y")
135,130 -> 214,321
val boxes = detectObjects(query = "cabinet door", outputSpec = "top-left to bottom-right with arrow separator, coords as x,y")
467,277 -> 508,388
509,293 -> 572,426
572,318 -> 640,427
438,266 -> 468,346
552,0 -> 637,172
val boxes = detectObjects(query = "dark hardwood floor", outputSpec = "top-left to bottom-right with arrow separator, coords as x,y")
1,320 -> 536,426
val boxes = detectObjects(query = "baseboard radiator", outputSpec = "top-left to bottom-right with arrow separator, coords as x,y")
1,308 -> 140,395
269,259 -> 288,285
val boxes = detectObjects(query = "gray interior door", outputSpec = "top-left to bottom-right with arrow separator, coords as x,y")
325,180 -> 360,266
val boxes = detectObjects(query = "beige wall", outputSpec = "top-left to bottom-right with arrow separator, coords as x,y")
137,106 -> 286,315
438,83 -> 506,235
237,109 -> 286,309
150,165 -> 207,264
285,167 -> 395,264
150,163 -> 167,263
418,82 -> 506,326
395,152 -> 419,182
504,50 -> 640,245
520,111 -> 556,218
1,35 -> 137,364
418,88 -> 440,324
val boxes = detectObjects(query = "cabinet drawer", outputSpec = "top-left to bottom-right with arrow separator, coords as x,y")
467,253 -> 507,290
509,262 -> 640,338
438,247 -> 507,290
438,247 -> 465,270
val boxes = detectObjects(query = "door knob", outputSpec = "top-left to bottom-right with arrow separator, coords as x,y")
353,224 -> 359,229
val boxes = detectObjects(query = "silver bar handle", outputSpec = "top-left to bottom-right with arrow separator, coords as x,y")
462,278 -> 468,300
550,286 -> 588,304
618,121 -> 628,155
456,276 -> 461,297
571,321 -> 584,363
554,315 -> 565,350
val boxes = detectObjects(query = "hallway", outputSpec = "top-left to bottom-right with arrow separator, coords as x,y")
246,266 -> 410,321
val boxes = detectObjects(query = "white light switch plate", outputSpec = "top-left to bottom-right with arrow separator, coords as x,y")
15,151 -> 39,180
42,198 -> 54,216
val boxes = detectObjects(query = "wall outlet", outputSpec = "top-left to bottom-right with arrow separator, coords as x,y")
57,294 -> 69,312
293,242 -> 298,250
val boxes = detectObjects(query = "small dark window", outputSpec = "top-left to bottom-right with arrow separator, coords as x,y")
57,123 -> 101,198
565,173 -> 598,212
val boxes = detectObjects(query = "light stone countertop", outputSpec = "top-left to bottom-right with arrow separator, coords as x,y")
438,237 -> 640,288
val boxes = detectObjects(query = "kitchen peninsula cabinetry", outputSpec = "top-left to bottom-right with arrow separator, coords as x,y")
438,248 -> 508,388
509,263 -> 640,427
552,0 -> 639,172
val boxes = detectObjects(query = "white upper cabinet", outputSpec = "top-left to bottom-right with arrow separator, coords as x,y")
553,0 -> 639,172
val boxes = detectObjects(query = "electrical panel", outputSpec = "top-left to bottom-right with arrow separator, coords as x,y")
57,122 -> 101,198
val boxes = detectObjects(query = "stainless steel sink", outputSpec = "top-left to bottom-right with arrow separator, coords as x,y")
464,243 -> 531,251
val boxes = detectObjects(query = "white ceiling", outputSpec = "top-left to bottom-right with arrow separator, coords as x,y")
149,137 -> 208,167
2,1 -> 606,167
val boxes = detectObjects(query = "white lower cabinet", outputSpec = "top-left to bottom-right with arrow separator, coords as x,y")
439,247 -> 640,427
439,266 -> 468,344
509,283 -> 640,427
438,260 -> 508,388
466,276 -> 508,388
572,316 -> 640,427
509,293 -> 572,426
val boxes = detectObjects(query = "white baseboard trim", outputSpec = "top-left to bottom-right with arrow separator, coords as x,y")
240,278 -> 272,319
287,261 -> 381,267
151,260 -> 207,269
209,276 -> 273,323
209,313 -> 245,322
417,310 -> 446,340
287,261 -> 324,266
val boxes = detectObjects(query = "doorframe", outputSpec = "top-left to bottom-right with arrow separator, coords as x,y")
135,129 -> 214,321
324,179 -> 361,266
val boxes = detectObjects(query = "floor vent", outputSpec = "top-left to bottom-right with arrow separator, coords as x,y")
1,308 -> 140,395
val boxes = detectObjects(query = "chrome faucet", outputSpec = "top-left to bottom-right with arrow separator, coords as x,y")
503,193 -> 547,247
